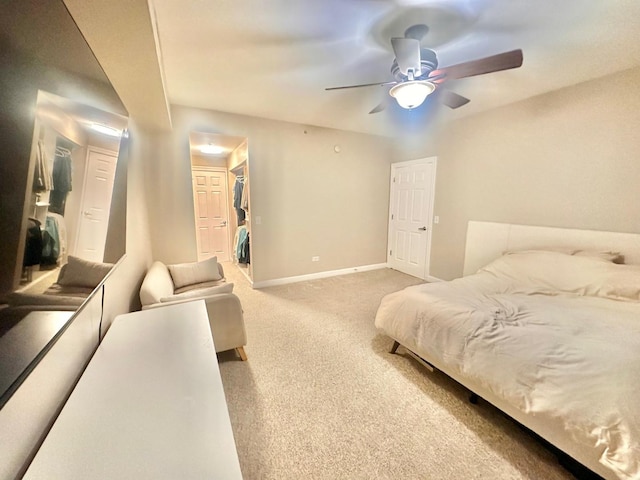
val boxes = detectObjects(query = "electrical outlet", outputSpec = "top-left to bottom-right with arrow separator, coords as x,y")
311,256 -> 320,262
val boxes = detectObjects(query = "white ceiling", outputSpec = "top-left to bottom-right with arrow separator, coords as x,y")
152,0 -> 640,137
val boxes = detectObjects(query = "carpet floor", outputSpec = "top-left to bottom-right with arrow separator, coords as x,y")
218,264 -> 575,480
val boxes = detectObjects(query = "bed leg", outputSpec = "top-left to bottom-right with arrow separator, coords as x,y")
469,393 -> 479,404
390,341 -> 400,354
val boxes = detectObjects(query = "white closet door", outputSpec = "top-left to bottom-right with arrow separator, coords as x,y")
192,168 -> 230,262
74,149 -> 117,262
387,158 -> 436,279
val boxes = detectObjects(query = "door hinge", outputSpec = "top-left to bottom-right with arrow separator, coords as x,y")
391,214 -> 394,220
393,177 -> 396,183
389,250 -> 392,256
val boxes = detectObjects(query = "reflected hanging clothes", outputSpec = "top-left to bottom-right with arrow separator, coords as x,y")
50,149 -> 72,215
23,218 -> 43,267
32,140 -> 53,192
41,214 -> 67,265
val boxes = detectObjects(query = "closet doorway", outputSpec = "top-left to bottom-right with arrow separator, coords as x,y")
189,132 -> 252,283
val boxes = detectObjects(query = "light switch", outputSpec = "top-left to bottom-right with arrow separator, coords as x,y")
433,216 -> 440,224
255,216 -> 262,225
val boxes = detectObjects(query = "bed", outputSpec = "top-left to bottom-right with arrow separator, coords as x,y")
375,221 -> 640,480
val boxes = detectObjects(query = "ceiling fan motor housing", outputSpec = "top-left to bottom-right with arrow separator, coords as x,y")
391,48 -> 438,82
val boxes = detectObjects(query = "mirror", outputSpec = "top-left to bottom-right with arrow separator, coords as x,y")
0,0 -> 128,407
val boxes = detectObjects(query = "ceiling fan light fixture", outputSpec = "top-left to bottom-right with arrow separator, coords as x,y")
389,81 -> 435,109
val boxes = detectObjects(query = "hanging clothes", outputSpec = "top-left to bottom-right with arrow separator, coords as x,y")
52,149 -> 72,192
241,172 -> 249,212
23,218 -> 43,267
32,140 -> 53,192
41,217 -> 59,265
239,232 -> 250,264
41,213 -> 67,265
235,225 -> 248,263
238,234 -> 250,264
50,148 -> 72,215
233,176 -> 245,224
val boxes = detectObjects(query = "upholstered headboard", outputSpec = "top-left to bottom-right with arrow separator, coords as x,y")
463,221 -> 640,276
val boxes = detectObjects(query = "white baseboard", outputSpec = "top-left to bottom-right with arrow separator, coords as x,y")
385,265 -> 444,283
252,263 -> 388,289
236,264 -> 253,286
425,275 -> 444,282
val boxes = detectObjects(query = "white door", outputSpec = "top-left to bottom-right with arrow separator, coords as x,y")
74,149 -> 117,262
387,157 -> 436,279
192,168 -> 230,262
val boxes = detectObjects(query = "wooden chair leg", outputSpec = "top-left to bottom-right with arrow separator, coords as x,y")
236,346 -> 247,361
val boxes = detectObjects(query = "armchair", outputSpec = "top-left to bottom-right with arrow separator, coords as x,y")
139,259 -> 247,360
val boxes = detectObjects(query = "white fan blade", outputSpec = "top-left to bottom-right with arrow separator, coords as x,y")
391,38 -> 421,76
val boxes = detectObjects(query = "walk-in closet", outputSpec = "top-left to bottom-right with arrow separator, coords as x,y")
189,133 -> 252,283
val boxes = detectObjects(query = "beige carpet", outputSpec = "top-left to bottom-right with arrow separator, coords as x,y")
218,264 -> 575,480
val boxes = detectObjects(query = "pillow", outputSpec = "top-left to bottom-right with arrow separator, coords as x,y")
45,283 -> 95,297
482,251 -> 610,292
573,250 -> 624,263
503,247 -> 578,257
7,292 -> 86,307
174,279 -> 225,295
167,256 -> 222,289
480,250 -> 637,300
160,282 -> 234,302
57,255 -> 114,289
596,266 -> 640,301
139,261 -> 175,305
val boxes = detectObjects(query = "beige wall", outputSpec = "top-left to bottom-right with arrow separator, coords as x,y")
102,121 -> 154,322
429,66 -> 640,280
144,105 -> 395,283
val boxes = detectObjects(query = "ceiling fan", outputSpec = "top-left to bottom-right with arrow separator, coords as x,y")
325,24 -> 523,114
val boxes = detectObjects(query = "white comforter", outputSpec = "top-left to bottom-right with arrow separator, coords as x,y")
375,250 -> 640,480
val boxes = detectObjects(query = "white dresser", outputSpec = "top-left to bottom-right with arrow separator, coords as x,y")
23,300 -> 243,479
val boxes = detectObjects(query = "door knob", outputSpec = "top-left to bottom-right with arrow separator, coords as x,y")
219,220 -> 227,227
418,226 -> 427,231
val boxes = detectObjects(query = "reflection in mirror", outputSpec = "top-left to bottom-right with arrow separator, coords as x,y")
0,0 -> 128,409
0,92 -> 127,408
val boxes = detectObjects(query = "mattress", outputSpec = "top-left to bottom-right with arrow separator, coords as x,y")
375,250 -> 640,480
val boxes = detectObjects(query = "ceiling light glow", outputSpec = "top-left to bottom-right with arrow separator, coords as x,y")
90,123 -> 122,137
200,144 -> 225,155
389,81 -> 435,109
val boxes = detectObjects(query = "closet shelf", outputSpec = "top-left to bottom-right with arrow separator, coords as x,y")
35,202 -> 50,207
